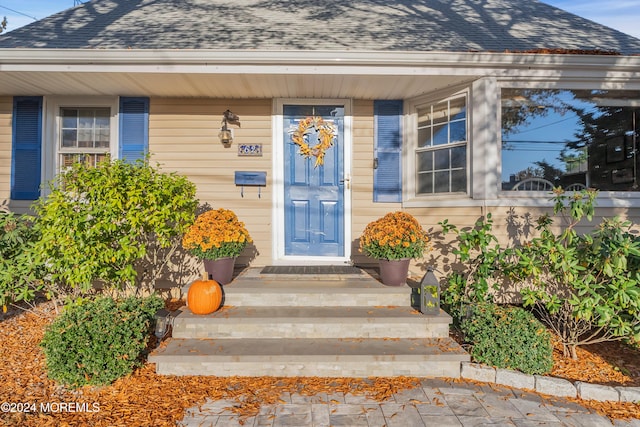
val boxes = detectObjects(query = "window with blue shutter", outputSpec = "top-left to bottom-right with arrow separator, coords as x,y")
119,97 -> 149,163
373,100 -> 403,202
11,97 -> 43,200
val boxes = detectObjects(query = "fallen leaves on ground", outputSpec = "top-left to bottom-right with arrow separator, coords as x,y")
0,301 -> 638,426
550,335 -> 640,387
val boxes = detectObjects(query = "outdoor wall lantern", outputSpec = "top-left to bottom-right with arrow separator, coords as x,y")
411,267 -> 440,315
219,109 -> 241,148
154,308 -> 172,347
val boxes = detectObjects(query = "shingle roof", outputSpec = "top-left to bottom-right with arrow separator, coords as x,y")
1,0 -> 640,55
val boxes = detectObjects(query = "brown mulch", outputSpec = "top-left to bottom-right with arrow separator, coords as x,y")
550,336 -> 640,387
0,301 -> 638,426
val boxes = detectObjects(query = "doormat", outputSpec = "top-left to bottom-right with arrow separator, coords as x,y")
260,266 -> 362,275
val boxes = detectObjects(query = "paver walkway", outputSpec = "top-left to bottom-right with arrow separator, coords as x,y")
179,378 -> 640,427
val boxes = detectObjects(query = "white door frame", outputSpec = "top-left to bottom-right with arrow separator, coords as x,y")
272,98 -> 353,265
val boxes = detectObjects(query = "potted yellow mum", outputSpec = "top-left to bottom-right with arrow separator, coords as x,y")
359,211 -> 429,286
182,208 -> 252,285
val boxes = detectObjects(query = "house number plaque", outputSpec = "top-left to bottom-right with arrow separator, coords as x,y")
238,144 -> 263,157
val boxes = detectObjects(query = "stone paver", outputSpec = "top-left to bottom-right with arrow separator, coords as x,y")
178,379 -> 639,427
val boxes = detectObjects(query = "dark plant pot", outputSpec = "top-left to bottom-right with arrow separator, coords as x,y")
378,258 -> 410,286
203,257 -> 236,285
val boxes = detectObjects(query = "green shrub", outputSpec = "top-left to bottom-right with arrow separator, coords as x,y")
0,211 -> 44,309
516,189 -> 640,359
40,294 -> 164,388
461,303 -> 553,375
33,158 -> 198,299
439,214 -> 510,322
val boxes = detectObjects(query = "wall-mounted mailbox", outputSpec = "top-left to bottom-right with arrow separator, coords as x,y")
235,171 -> 267,186
234,171 -> 267,198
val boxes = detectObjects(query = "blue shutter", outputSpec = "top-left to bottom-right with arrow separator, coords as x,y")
119,97 -> 149,163
373,100 -> 403,202
11,97 -> 43,200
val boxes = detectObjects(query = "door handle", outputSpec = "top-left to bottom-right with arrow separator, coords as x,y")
339,176 -> 351,189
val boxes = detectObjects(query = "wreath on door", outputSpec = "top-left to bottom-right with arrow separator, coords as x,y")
291,116 -> 337,168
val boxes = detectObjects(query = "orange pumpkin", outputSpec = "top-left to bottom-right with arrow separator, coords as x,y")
187,279 -> 223,315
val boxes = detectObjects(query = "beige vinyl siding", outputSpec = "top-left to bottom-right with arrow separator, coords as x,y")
149,98 -> 273,267
146,97 -> 640,275
0,97 -> 12,206
350,100 -> 401,265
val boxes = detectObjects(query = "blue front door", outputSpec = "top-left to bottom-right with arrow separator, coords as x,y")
284,105 -> 345,257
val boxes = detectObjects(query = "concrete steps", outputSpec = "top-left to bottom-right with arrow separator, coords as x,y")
171,306 -> 452,339
152,337 -> 468,377
149,268 -> 469,378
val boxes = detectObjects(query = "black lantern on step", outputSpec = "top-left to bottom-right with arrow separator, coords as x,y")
411,267 -> 440,315
154,308 -> 171,347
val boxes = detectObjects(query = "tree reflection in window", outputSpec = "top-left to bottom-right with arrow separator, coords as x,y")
501,89 -> 640,191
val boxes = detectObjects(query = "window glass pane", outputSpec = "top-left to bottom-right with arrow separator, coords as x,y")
450,97 -> 466,121
417,172 -> 433,194
434,149 -> 449,170
62,109 -> 77,128
284,105 -> 314,116
61,129 -> 77,148
61,153 -> 108,169
417,107 -> 431,127
418,127 -> 431,148
451,146 -> 466,168
77,129 -> 93,148
450,120 -> 466,143
79,111 -> 94,129
96,112 -> 110,127
432,123 -> 448,146
434,171 -> 450,193
451,169 -> 467,192
95,131 -> 110,148
501,89 -> 640,192
417,151 -> 433,172
432,102 -> 449,125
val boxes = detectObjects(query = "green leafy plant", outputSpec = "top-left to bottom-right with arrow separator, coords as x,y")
515,189 -> 640,359
0,210 -> 44,310
439,214 -> 510,321
359,211 -> 429,260
32,158 -> 199,300
461,303 -> 553,375
40,294 -> 164,388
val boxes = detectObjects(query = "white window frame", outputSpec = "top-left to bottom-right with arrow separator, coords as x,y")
496,82 -> 640,208
403,77 -> 640,209
42,96 -> 120,192
405,86 -> 473,205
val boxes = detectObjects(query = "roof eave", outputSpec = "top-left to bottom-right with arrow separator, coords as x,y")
1,49 -> 639,71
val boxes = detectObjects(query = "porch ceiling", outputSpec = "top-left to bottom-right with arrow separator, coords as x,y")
3,49 -> 640,99
0,71 -> 470,99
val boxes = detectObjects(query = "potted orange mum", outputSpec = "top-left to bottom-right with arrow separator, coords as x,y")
359,211 -> 429,286
182,208 -> 252,285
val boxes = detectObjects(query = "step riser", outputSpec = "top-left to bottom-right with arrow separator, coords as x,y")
173,322 -> 450,339
223,292 -> 410,307
154,360 -> 462,378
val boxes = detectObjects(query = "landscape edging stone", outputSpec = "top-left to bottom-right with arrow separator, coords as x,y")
460,361 -> 638,403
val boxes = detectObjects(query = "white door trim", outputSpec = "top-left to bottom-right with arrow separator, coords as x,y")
272,98 -> 353,265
